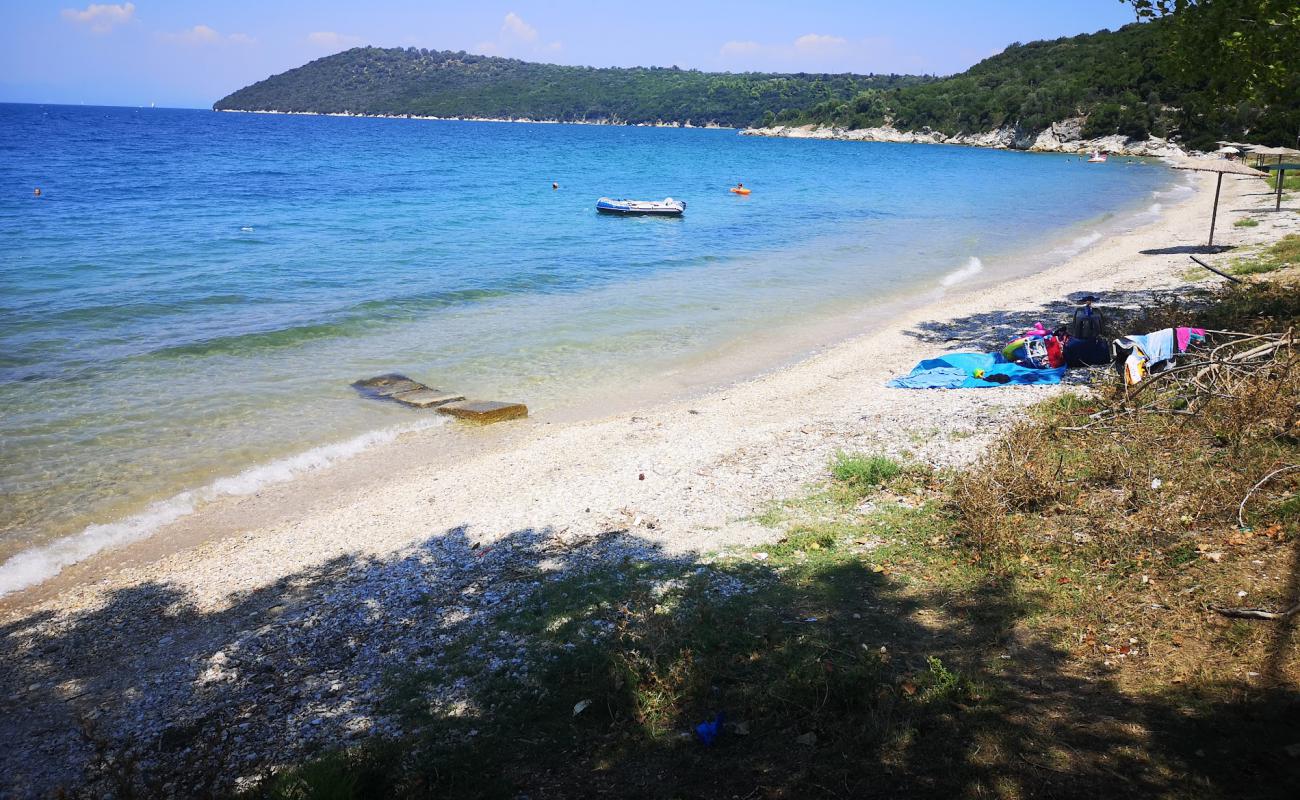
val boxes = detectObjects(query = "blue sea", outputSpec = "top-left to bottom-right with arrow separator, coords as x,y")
0,103 -> 1185,592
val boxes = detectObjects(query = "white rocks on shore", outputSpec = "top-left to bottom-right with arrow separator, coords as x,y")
740,118 -> 1186,158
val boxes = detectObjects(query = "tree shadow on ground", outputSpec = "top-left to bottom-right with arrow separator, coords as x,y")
3,514 -> 1296,798
900,287 -> 1214,388
1140,245 -> 1235,255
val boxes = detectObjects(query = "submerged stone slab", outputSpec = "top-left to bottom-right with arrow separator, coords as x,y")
437,400 -> 529,423
353,374 -> 425,398
392,389 -> 465,409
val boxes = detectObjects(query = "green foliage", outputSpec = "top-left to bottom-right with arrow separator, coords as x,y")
1229,234 -> 1300,275
218,17 -> 1299,147
795,22 -> 1178,139
214,47 -> 927,127
831,452 -> 902,491
1123,1 -> 1300,149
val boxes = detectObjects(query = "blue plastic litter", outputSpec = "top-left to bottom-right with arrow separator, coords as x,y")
695,712 -> 725,746
887,352 -> 1066,389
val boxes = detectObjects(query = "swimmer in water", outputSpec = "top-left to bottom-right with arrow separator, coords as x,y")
34,187 -> 41,197
552,182 -> 559,190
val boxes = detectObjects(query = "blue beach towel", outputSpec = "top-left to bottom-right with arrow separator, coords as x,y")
888,352 -> 1066,389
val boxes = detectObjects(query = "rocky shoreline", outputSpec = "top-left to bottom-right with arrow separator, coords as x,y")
214,109 -> 1186,157
213,108 -> 732,129
740,117 -> 1187,157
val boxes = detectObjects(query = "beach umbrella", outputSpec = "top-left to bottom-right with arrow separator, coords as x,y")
1169,158 -> 1269,246
1215,146 -> 1240,155
1247,146 -> 1300,167
1260,151 -> 1300,211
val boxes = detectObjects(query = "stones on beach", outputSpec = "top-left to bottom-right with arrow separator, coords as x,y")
353,374 -> 524,421
352,374 -> 423,398
437,400 -> 529,423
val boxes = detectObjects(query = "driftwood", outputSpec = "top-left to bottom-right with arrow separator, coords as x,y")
1209,602 -> 1300,621
1188,255 -> 1243,284
1238,464 -> 1300,528
1059,329 -> 1295,432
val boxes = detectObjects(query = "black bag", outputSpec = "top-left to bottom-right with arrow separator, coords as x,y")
1069,306 -> 1104,341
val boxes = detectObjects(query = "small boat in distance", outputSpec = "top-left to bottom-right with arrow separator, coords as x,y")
596,197 -> 686,216
1087,151 -> 1108,163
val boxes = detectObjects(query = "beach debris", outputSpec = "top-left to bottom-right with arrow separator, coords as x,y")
695,712 -> 724,745
437,400 -> 528,423
396,389 -> 467,408
572,699 -> 592,717
353,374 -> 465,409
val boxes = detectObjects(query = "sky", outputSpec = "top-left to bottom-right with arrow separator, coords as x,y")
1,1 -> 1146,109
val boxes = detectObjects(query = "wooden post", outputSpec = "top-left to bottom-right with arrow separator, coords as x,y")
1208,171 -> 1223,246
1277,168 -> 1286,212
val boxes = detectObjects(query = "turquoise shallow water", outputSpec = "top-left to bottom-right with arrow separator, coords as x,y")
0,103 -> 1180,590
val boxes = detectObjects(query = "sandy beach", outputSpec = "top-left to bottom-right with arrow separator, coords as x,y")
3,167 -> 1296,794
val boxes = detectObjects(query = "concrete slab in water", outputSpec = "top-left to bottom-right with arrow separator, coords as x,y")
352,374 -> 425,398
437,401 -> 529,423
392,389 -> 465,408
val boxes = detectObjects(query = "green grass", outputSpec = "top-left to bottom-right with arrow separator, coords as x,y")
1229,233 -> 1300,275
1266,171 -> 1300,192
830,451 -> 902,490
1233,217 -> 1259,228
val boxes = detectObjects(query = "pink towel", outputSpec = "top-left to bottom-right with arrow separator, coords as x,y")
1176,327 -> 1205,352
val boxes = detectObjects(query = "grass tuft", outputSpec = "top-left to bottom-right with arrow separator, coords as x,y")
831,452 -> 902,490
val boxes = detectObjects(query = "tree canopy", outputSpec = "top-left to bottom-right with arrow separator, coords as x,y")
213,48 -> 927,128
1121,0 -> 1299,147
215,15 -> 1298,148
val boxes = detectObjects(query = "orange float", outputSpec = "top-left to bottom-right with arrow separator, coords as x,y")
729,186 -> 751,195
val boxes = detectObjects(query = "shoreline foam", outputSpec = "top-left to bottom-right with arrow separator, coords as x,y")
0,417 -> 449,596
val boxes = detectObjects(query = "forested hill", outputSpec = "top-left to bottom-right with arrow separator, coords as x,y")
212,48 -> 928,127
788,21 -> 1174,139
788,18 -> 1297,149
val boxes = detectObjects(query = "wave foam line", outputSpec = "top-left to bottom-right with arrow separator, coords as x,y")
940,256 -> 984,287
0,418 -> 448,597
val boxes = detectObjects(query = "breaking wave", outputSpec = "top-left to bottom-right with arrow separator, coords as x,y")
940,256 -> 984,287
0,417 -> 448,596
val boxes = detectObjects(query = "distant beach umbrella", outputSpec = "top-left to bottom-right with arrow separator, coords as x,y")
1215,146 -> 1240,155
1168,157 -> 1269,246
1256,149 -> 1300,211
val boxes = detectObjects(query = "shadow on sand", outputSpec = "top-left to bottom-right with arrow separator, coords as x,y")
2,513 -> 1296,798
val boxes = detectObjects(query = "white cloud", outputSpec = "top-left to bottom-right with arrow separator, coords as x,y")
501,12 -> 537,43
60,2 -> 135,34
478,12 -> 560,59
159,25 -> 254,46
307,31 -> 364,49
794,33 -> 848,52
